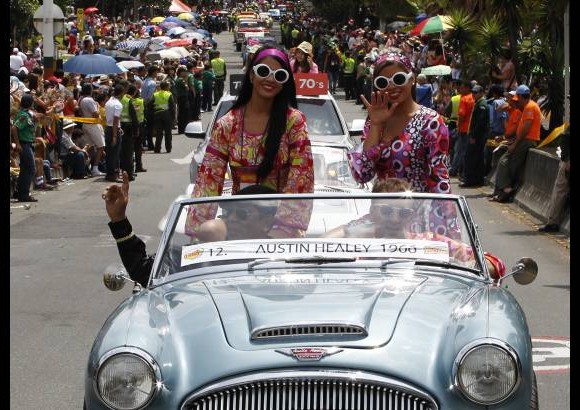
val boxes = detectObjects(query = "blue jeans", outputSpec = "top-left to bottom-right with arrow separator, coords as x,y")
104,126 -> 122,178
63,152 -> 87,177
450,132 -> 468,175
327,70 -> 339,93
16,142 -> 35,199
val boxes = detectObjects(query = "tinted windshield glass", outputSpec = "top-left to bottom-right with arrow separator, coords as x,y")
156,195 -> 482,280
214,99 -> 345,138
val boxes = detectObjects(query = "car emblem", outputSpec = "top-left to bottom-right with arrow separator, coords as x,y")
276,347 -> 343,361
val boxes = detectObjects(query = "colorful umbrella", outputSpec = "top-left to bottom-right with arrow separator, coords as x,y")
84,7 -> 99,14
164,38 -> 192,47
409,15 -> 452,36
150,16 -> 165,24
177,12 -> 194,21
420,64 -> 451,76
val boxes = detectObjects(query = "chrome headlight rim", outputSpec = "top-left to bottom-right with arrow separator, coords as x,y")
453,338 -> 521,406
93,346 -> 162,410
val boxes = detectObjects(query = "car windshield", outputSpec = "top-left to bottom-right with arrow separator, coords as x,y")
154,194 -> 484,283
215,98 -> 345,138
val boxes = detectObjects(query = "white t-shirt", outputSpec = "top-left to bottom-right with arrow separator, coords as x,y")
105,96 -> 123,126
10,55 -> 24,71
79,95 -> 99,117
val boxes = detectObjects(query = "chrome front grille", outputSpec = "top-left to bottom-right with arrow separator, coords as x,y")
252,324 -> 366,340
182,371 -> 438,410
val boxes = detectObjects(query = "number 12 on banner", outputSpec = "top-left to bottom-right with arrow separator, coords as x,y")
294,73 -> 328,95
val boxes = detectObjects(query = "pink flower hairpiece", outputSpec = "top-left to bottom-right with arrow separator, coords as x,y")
375,51 -> 413,72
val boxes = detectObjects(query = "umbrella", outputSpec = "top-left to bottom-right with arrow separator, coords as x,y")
164,16 -> 188,26
109,50 -> 134,60
84,7 -> 99,14
181,32 -> 204,40
164,38 -> 192,47
116,39 -> 150,51
385,21 -> 409,32
146,49 -> 181,61
150,16 -> 165,24
159,21 -> 179,29
409,15 -> 452,36
195,28 -> 210,37
166,46 -> 191,58
420,64 -> 452,76
117,60 -> 145,70
63,54 -> 124,75
150,36 -> 172,44
167,26 -> 186,36
177,12 -> 194,21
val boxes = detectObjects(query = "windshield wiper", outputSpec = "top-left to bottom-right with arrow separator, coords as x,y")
248,256 -> 356,271
380,258 -> 480,274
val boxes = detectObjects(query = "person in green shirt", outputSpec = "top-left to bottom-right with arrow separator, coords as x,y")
192,71 -> 203,121
12,94 -> 40,202
174,66 -> 190,134
201,63 -> 215,112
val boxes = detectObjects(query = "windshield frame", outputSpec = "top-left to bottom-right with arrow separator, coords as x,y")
150,193 -> 488,287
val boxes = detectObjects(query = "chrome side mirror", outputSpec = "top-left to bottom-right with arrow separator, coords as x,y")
498,257 -> 538,286
103,264 -> 142,293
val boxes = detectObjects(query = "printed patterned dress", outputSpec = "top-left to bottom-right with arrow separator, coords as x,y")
186,106 -> 314,238
347,105 -> 459,238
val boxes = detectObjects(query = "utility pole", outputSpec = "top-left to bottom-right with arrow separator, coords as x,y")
33,0 -> 65,79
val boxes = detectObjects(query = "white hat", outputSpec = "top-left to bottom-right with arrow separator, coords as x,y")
62,119 -> 77,129
13,47 -> 18,53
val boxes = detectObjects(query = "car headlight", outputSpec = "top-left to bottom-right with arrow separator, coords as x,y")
95,348 -> 161,410
454,340 -> 520,405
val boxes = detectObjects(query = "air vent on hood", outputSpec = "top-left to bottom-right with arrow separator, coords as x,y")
252,324 -> 367,340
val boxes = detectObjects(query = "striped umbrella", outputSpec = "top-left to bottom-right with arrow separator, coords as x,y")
409,15 -> 452,36
116,39 -> 150,51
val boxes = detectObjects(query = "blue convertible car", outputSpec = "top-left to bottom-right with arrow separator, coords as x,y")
85,193 -> 538,409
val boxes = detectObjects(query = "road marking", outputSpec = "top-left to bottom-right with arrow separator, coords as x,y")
532,336 -> 570,374
171,150 -> 194,164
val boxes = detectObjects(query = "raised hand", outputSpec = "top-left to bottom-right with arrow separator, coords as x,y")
102,171 -> 130,223
360,91 -> 400,127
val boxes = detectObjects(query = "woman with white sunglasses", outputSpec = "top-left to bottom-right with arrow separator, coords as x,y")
348,49 -> 451,195
186,45 -> 314,240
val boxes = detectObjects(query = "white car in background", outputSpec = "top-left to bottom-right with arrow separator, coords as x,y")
183,91 -> 367,195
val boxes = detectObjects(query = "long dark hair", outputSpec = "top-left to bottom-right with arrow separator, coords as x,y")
231,45 -> 297,181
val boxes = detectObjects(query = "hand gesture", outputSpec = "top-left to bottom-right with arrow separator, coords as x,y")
360,91 -> 400,127
102,171 -> 130,223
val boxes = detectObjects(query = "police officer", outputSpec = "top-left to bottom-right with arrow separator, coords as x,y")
342,51 -> 357,100
132,90 -> 147,173
119,84 -> 139,180
149,81 -> 175,154
210,50 -> 227,104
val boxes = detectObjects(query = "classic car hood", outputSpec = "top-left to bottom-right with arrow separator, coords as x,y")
200,271 -> 486,349
106,271 -> 494,402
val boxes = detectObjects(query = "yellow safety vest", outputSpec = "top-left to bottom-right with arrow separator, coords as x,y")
450,94 -> 460,120
133,97 -> 145,123
343,57 -> 356,74
120,95 -> 132,123
211,57 -> 226,77
153,90 -> 171,111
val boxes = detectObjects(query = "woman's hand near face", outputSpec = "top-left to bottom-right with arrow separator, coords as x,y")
361,91 -> 400,127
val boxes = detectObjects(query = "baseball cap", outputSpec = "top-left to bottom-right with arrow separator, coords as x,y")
515,84 -> 530,95
47,75 -> 62,83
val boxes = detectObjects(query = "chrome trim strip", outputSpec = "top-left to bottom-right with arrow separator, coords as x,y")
181,369 -> 438,409
252,323 -> 367,339
452,338 -> 522,405
93,346 -> 162,410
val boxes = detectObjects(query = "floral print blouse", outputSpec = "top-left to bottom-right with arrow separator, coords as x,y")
185,106 -> 314,238
347,105 -> 451,194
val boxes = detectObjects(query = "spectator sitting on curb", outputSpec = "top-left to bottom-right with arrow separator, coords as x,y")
489,85 -> 541,203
